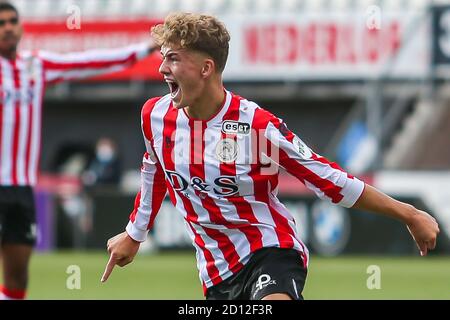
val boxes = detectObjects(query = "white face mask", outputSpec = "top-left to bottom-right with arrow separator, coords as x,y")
97,145 -> 114,161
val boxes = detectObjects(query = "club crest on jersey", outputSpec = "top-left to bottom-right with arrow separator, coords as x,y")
221,121 -> 250,135
293,135 -> 312,159
25,56 -> 40,83
215,138 -> 238,163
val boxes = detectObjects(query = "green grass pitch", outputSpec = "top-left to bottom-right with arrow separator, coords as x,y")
23,251 -> 450,300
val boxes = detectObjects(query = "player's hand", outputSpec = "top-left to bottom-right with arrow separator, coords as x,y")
101,231 -> 140,282
406,209 -> 440,256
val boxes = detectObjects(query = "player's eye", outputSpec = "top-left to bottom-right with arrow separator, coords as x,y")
0,18 -> 19,26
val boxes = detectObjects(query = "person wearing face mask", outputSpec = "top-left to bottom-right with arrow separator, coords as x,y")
83,138 -> 121,186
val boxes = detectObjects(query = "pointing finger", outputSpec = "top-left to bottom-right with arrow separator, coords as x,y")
101,255 -> 117,283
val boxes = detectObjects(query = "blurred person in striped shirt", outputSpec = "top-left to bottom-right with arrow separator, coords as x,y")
101,12 -> 440,300
0,2 -> 157,300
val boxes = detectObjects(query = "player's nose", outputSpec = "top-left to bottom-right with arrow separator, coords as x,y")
159,59 -> 170,75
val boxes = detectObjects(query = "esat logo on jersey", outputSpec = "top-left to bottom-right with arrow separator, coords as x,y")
215,138 -> 239,163
293,135 -> 312,159
165,170 -> 239,196
221,121 -> 251,135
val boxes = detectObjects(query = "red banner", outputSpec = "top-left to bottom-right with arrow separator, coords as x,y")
243,22 -> 401,65
21,19 -> 164,81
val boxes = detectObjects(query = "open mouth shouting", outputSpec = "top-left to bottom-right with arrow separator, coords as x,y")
166,79 -> 181,102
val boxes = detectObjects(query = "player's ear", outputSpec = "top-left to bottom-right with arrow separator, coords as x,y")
200,59 -> 215,78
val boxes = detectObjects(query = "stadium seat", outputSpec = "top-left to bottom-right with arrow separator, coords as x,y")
354,0 -> 374,10
254,0 -> 276,13
229,0 -> 251,14
79,0 -> 101,18
279,0 -> 302,12
381,0 -> 403,11
304,0 -> 326,12
409,0 -> 427,10
204,0 -> 227,14
31,0 -> 52,18
152,0 -> 178,16
179,0 -> 203,13
129,0 -> 148,16
328,0 -> 350,11
102,0 -> 124,17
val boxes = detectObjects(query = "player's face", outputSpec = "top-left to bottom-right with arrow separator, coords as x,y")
0,10 -> 22,55
159,45 -> 209,109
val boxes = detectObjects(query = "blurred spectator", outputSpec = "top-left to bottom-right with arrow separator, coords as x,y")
82,138 -> 122,186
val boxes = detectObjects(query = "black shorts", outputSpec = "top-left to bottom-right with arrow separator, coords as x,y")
206,247 -> 308,300
0,186 -> 37,246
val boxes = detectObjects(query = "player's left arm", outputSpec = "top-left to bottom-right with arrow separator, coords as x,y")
39,39 -> 158,84
260,109 -> 439,255
259,108 -> 364,208
352,184 -> 439,256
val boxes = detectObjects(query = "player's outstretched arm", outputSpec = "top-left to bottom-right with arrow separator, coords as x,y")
258,110 -> 440,257
101,231 -> 140,282
352,184 -> 440,256
40,38 -> 158,84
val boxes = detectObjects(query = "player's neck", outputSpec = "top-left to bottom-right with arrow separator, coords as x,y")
185,83 -> 225,121
0,48 -> 17,61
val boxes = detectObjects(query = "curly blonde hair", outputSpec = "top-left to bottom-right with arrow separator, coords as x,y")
151,12 -> 231,72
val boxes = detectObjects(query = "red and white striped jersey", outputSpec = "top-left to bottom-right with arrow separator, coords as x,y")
0,43 -> 149,186
126,90 -> 365,290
